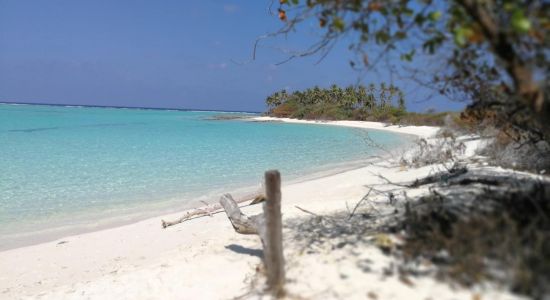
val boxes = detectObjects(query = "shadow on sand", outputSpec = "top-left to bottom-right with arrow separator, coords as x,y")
225,244 -> 264,258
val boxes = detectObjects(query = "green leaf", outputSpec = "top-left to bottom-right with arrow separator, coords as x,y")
414,14 -> 426,26
375,30 -> 390,44
403,7 -> 414,16
454,32 -> 466,47
423,40 -> 436,54
333,17 -> 345,32
504,3 -> 515,12
428,11 -> 442,21
400,49 -> 415,62
511,9 -> 531,33
391,7 -> 400,16
395,31 -> 407,40
453,26 -> 473,47
291,0 -> 299,4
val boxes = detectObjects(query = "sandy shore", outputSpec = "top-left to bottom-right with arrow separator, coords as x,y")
0,119 -> 520,299
249,116 -> 440,138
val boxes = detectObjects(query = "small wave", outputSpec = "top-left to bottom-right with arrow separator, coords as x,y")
7,122 -> 147,133
8,127 -> 60,133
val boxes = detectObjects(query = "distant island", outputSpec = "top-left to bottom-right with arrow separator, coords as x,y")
264,84 -> 454,126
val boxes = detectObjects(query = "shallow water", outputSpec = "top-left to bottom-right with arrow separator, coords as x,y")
0,103 -> 409,247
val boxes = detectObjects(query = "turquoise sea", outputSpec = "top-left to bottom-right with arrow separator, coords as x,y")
0,103 -> 409,249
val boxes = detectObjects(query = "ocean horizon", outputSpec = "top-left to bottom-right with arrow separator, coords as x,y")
0,103 -> 409,249
0,101 -> 262,114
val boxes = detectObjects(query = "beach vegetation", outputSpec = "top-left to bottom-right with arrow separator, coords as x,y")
265,83 -> 454,125
392,169 -> 550,299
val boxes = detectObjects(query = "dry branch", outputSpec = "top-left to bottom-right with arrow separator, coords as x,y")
408,165 -> 468,188
219,193 -> 264,235
295,205 -> 321,217
349,188 -> 373,219
250,194 -> 266,205
161,205 -> 222,229
161,195 -> 262,229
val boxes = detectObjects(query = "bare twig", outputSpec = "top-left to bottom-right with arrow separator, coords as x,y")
295,205 -> 321,217
349,188 -> 373,219
161,205 -> 223,228
371,171 -> 410,188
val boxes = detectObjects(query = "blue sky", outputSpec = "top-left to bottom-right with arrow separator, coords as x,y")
0,0 -> 464,112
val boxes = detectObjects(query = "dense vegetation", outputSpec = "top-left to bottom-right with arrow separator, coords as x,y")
266,83 -> 451,126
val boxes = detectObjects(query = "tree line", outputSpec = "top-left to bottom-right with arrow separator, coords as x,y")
266,83 -> 411,121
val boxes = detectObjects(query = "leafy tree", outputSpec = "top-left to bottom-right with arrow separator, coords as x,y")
268,0 -> 549,139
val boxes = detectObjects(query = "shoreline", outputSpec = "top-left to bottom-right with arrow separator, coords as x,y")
0,155 -> 381,252
0,118 -> 427,252
248,116 -> 440,138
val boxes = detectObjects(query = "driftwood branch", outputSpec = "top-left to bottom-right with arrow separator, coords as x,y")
161,205 -> 222,229
219,194 -> 264,235
162,194 -> 264,229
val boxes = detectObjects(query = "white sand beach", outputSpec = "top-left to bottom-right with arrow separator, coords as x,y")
250,116 -> 440,138
0,119 -> 522,300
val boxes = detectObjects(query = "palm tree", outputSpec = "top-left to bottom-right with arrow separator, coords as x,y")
356,84 -> 367,108
312,86 -> 323,104
329,84 -> 343,104
343,85 -> 356,109
366,83 -> 376,110
266,91 -> 282,111
398,90 -> 406,111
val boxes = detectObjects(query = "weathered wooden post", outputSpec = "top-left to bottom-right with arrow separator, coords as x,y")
218,170 -> 285,297
263,170 -> 285,297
